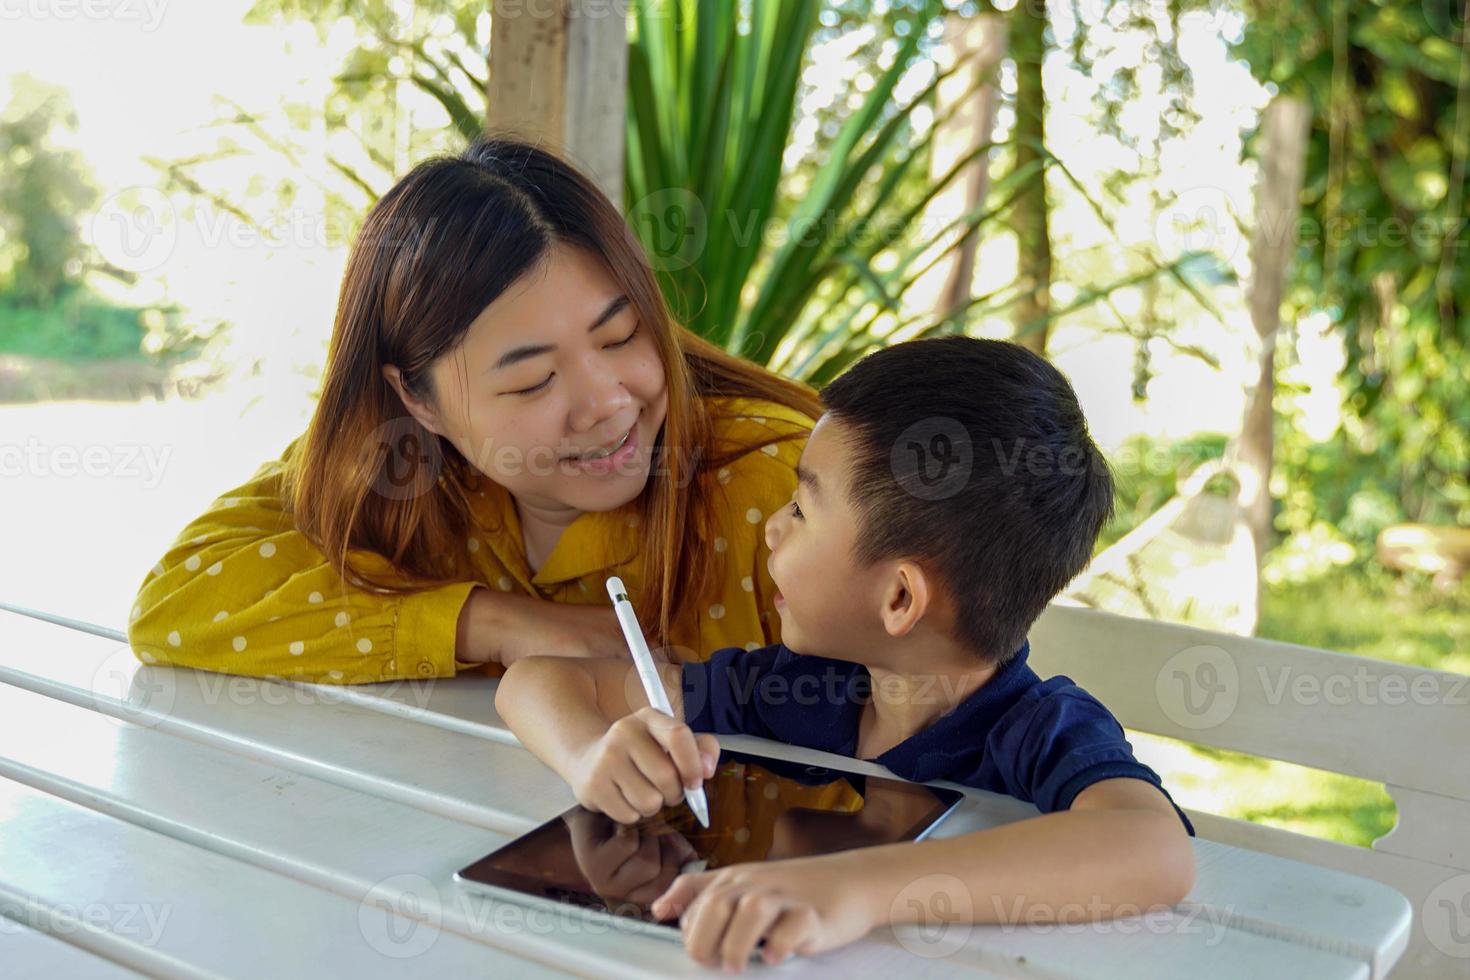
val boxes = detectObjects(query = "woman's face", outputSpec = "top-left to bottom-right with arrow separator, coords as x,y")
390,242 -> 669,516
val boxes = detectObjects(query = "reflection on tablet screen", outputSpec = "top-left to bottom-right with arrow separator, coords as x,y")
455,749 -> 963,924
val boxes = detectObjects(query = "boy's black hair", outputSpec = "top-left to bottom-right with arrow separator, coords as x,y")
819,336 -> 1113,665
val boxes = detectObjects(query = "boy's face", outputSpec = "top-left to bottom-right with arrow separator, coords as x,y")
763,414 -> 890,663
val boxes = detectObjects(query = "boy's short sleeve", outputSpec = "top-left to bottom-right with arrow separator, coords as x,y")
681,645 -> 783,739
681,644 -> 868,756
992,684 -> 1196,836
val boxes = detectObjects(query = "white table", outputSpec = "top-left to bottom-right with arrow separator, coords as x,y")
0,605 -> 1413,978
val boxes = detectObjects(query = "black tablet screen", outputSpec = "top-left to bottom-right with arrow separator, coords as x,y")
456,748 -> 963,924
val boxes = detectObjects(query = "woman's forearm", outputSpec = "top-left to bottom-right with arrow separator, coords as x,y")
455,586 -> 502,663
455,587 -> 629,666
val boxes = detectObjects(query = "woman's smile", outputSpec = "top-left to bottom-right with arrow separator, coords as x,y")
565,413 -> 642,475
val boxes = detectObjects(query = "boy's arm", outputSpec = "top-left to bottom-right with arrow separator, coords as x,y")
653,777 -> 1196,972
495,656 -> 718,823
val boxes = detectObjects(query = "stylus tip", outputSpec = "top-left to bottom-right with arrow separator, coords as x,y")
688,790 -> 710,828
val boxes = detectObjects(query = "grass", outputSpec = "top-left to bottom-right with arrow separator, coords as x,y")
0,286 -> 206,364
1136,565 -> 1468,848
1259,566 -> 1470,674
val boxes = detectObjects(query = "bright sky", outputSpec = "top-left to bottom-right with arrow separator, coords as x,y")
2,0 -> 358,435
3,1 -> 297,187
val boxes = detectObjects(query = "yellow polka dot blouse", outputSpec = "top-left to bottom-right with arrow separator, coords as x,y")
127,396 -> 810,685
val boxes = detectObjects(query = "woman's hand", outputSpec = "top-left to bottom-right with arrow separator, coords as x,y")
458,587 -> 656,666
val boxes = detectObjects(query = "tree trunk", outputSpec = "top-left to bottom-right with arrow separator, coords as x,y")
1238,95 -> 1311,603
486,0 -> 628,209
929,14 -> 1006,323
1008,0 -> 1051,356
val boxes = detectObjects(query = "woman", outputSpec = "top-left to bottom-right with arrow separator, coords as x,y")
127,134 -> 818,684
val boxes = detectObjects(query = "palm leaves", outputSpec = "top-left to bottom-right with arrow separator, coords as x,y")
625,0 -> 1180,382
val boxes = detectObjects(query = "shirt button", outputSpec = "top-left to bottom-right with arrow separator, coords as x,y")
416,661 -> 434,676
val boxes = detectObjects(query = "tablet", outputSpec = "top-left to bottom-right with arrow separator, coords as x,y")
452,747 -> 964,943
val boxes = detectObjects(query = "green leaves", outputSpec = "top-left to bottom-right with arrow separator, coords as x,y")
623,1 -> 1212,385
628,0 -> 821,352
1236,0 -> 1470,529
626,0 -> 1052,382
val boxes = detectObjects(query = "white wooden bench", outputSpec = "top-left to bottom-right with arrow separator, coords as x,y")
1030,604 -> 1470,979
0,602 -> 1422,977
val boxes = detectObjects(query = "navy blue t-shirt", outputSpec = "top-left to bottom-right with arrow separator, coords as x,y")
681,640 -> 1195,836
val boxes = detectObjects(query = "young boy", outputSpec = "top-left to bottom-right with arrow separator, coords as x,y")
497,337 -> 1196,970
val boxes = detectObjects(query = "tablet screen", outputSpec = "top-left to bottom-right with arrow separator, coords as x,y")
455,748 -> 964,925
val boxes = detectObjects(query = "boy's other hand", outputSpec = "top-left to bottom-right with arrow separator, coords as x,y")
651,856 -> 881,971
569,706 -> 719,824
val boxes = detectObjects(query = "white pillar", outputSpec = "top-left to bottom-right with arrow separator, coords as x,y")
486,0 -> 628,209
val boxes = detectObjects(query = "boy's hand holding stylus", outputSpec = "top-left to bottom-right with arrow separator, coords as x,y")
495,576 -> 719,826
569,706 -> 719,824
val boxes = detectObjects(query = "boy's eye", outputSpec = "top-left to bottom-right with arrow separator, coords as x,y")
789,499 -> 803,520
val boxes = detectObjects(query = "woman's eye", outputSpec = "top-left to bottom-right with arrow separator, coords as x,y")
507,324 -> 635,395
790,499 -> 804,520
511,374 -> 554,396
606,323 -> 640,349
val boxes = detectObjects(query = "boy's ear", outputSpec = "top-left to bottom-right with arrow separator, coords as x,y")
381,363 -> 447,437
879,560 -> 932,638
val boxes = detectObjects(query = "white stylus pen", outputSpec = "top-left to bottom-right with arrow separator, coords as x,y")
605,576 -> 711,828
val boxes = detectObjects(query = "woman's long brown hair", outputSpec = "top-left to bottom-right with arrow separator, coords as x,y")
281,133 -> 821,650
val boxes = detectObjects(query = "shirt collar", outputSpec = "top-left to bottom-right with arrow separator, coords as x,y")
872,640 -> 1040,775
532,506 -> 641,586
470,477 -> 640,589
